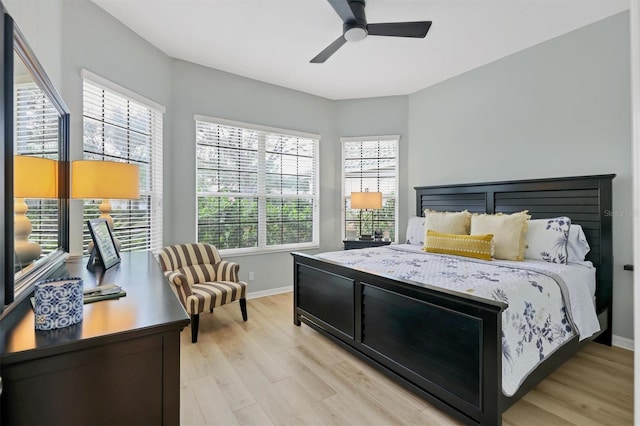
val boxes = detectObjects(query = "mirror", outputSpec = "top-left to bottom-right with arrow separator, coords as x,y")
3,12 -> 69,310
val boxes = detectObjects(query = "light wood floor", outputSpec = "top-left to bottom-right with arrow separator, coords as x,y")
180,292 -> 633,425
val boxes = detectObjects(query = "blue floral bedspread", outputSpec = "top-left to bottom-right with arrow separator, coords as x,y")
317,246 -> 577,396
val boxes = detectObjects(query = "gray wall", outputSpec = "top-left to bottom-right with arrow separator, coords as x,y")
169,59 -> 337,292
334,96 -> 410,239
3,0 -> 63,89
6,0 -> 173,254
408,11 -> 632,340
169,65 -> 409,292
5,2 -> 633,339
59,0 -> 173,255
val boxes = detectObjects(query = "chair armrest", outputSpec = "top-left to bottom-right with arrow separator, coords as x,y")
214,260 -> 240,282
163,270 -> 189,287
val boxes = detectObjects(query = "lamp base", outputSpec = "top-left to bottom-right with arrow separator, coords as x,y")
15,240 -> 42,266
15,198 -> 42,266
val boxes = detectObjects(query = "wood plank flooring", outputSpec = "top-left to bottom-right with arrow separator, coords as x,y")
180,292 -> 633,425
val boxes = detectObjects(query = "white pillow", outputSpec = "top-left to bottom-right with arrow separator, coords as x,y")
471,211 -> 530,261
423,209 -> 471,235
567,224 -> 591,262
406,216 -> 425,245
524,217 -> 570,264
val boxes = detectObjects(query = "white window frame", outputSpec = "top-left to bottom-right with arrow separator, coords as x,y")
341,135 -> 399,242
195,115 -> 320,256
81,69 -> 164,253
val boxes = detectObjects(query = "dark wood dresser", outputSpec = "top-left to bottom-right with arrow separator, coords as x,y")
0,251 -> 190,425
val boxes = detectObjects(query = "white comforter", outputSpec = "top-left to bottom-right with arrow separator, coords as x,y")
317,244 -> 599,396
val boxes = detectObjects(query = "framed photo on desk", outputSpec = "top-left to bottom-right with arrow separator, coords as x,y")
87,219 -> 120,270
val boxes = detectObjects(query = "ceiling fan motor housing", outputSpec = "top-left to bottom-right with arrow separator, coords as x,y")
343,0 -> 368,41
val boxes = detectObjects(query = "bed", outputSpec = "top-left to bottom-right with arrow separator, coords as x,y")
291,174 -> 614,425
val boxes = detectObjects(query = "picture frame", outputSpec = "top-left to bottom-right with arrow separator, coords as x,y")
86,219 -> 120,270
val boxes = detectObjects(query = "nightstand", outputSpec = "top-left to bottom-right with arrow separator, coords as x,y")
343,239 -> 392,250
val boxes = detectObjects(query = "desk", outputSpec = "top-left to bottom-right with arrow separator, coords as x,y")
0,251 -> 190,425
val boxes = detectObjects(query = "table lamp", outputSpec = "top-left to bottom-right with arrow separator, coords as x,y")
350,190 -> 382,240
14,155 -> 58,265
71,160 -> 140,251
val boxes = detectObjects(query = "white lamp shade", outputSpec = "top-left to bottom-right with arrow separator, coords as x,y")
351,191 -> 382,209
71,160 -> 140,199
14,156 -> 58,198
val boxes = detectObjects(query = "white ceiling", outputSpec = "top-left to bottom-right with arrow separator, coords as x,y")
91,0 -> 629,100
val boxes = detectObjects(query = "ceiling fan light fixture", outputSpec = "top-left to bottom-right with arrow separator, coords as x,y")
344,26 -> 367,42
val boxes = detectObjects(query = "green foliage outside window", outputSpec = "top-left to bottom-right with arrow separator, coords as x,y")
198,197 -> 258,249
197,196 -> 314,249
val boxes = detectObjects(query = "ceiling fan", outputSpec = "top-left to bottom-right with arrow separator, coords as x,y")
311,0 -> 432,63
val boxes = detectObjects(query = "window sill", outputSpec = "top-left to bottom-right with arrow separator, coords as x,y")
219,243 -> 320,258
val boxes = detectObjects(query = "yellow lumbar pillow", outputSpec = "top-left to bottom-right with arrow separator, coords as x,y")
424,230 -> 494,261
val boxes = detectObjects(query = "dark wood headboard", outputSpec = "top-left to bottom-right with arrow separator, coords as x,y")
415,174 -> 615,344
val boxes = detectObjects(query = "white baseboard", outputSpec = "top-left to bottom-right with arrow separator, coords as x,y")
247,285 -> 293,300
612,335 -> 634,351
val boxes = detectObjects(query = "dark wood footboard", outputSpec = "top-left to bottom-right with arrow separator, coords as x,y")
292,252 -> 506,425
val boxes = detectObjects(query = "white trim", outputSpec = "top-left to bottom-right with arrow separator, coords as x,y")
194,114 -> 320,140
341,136 -> 400,241
340,134 -> 401,143
81,68 -> 166,113
220,242 -> 319,258
194,118 -> 320,253
82,79 -> 164,252
612,335 -> 634,352
246,285 -> 292,300
631,0 -> 640,419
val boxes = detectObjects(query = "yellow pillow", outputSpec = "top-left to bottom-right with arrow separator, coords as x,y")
470,211 -> 531,261
423,209 -> 471,236
424,230 -> 494,261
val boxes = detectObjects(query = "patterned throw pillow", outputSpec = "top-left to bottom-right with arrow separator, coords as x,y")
470,211 -> 530,261
424,230 -> 494,261
525,217 -> 571,264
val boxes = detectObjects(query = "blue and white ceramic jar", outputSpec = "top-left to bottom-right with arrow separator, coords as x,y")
34,277 -> 83,330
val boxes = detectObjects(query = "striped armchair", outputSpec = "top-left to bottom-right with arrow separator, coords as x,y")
158,243 -> 248,343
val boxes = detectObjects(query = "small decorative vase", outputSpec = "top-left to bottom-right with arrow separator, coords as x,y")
34,277 -> 83,330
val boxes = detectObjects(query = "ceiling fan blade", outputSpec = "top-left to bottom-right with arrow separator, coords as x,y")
325,0 -> 357,23
310,36 -> 347,63
367,21 -> 432,38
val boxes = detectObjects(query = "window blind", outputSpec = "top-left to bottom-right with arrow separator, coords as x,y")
82,77 -> 163,253
196,117 -> 319,254
342,136 -> 399,240
14,82 -> 59,255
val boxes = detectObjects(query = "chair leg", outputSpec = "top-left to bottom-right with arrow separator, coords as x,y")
191,314 -> 199,343
239,298 -> 248,321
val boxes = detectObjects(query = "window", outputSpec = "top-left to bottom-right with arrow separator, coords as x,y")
14,81 -> 59,255
342,136 -> 399,241
82,71 -> 164,253
195,116 -> 319,254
